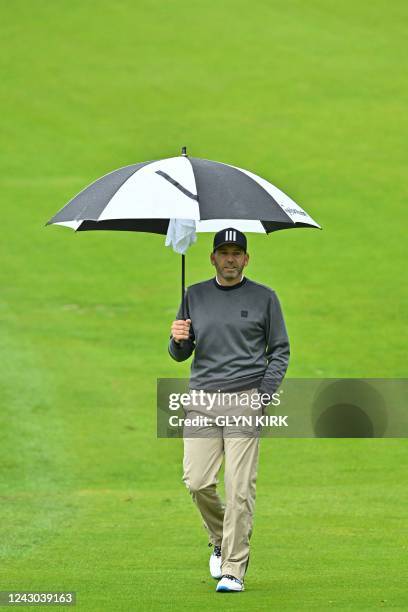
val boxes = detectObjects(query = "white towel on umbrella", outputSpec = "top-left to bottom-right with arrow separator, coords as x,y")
165,218 -> 197,254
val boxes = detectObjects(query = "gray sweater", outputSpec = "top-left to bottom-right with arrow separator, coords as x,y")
168,277 -> 290,394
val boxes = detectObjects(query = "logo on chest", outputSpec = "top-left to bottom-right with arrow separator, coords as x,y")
241,310 -> 248,318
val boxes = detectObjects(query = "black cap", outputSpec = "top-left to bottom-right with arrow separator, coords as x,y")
213,228 -> 247,253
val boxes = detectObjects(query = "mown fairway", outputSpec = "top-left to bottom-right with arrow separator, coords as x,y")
1,1 -> 407,610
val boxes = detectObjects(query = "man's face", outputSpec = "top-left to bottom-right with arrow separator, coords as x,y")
210,244 -> 249,281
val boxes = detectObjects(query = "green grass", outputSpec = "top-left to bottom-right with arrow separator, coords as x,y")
1,0 -> 407,609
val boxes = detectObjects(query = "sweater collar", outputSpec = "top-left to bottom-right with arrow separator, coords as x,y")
213,276 -> 247,291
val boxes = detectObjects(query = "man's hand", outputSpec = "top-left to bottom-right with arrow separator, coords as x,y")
171,319 -> 192,343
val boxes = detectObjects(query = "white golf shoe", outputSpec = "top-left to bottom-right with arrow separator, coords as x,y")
216,574 -> 245,592
209,545 -> 222,579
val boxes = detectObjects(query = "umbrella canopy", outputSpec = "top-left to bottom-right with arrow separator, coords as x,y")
46,151 -> 321,235
46,149 -> 321,318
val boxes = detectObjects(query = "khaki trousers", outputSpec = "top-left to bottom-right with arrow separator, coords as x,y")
182,387 -> 262,580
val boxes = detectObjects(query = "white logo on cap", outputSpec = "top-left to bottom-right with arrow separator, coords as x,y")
224,230 -> 237,242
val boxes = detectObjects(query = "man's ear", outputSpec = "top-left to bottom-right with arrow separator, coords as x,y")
210,252 -> 215,266
244,252 -> 249,267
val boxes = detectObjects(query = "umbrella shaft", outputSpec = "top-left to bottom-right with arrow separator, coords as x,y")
181,254 -> 186,320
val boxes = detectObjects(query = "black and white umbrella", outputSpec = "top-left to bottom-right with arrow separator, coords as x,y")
47,147 -> 321,316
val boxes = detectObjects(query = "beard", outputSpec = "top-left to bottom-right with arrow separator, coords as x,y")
216,263 -> 244,281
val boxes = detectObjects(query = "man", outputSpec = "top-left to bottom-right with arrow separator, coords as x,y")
168,228 -> 290,593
